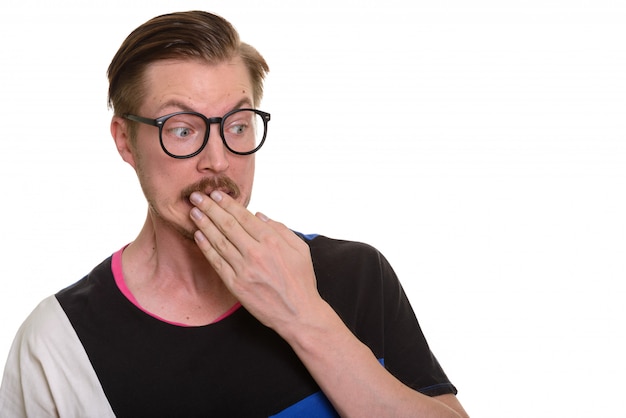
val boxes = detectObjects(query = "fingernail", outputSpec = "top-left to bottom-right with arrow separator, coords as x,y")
257,212 -> 270,222
194,230 -> 206,243
189,192 -> 203,204
210,190 -> 223,202
190,207 -> 203,220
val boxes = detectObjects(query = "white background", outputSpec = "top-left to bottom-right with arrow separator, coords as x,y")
1,1 -> 625,416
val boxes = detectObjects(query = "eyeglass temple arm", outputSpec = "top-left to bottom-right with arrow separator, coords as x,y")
124,114 -> 160,127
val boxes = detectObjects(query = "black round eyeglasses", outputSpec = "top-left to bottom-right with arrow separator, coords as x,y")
124,108 -> 270,159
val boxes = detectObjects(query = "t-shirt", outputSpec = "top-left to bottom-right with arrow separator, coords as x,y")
0,233 -> 456,417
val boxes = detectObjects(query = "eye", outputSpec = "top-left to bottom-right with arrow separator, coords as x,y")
228,122 -> 248,135
170,126 -> 193,138
162,113 -> 204,141
225,111 -> 256,137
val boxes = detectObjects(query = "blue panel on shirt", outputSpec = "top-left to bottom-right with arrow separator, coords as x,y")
270,390 -> 339,418
270,359 -> 385,417
296,232 -> 319,241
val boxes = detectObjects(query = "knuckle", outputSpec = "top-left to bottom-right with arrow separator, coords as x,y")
221,215 -> 239,232
246,246 -> 265,265
212,235 -> 231,255
262,233 -> 281,249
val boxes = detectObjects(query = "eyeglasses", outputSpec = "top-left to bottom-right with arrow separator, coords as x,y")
124,108 -> 271,159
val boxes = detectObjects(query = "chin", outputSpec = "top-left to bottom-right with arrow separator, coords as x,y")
148,203 -> 197,242
179,225 -> 197,242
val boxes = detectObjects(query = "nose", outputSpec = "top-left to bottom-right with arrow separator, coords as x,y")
196,127 -> 229,173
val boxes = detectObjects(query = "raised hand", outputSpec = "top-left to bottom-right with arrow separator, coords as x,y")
189,190 -> 324,334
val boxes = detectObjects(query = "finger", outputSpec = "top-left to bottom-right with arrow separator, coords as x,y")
255,212 -> 308,251
190,202 -> 244,281
189,191 -> 250,243
195,191 -> 271,246
192,228 -> 237,281
190,191 -> 273,281
191,204 -> 241,255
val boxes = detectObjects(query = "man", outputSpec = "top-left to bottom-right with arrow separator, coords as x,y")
0,10 -> 468,417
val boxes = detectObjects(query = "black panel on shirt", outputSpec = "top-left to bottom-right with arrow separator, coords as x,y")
303,234 -> 455,396
57,234 -> 456,417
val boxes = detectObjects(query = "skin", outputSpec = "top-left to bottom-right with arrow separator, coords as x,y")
110,57 -> 469,418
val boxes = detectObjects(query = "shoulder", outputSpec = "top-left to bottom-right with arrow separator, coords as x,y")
57,255 -> 113,299
5,296 -> 81,377
1,296 -> 115,417
17,296 -> 71,344
297,232 -> 386,269
295,232 -> 400,303
9,296 -> 87,372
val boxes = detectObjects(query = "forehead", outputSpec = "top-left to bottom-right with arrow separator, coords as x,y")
141,57 -> 254,114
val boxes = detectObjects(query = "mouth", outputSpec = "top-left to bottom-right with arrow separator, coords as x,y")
181,176 -> 241,203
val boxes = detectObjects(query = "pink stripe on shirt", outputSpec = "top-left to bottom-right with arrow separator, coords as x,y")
111,246 -> 241,327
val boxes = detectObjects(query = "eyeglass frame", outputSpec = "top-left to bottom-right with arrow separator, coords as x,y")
123,108 -> 271,159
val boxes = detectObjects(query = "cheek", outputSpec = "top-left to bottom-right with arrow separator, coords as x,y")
135,156 -> 185,200
232,157 -> 256,206
239,157 -> 256,187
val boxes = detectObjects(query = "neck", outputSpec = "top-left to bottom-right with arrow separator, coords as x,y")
120,210 -> 237,325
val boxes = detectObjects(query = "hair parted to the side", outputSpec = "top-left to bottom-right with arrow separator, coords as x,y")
107,10 -> 269,118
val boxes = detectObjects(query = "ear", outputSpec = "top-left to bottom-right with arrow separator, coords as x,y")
110,116 -> 137,169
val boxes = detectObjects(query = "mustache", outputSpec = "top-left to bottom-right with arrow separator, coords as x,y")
180,176 -> 241,202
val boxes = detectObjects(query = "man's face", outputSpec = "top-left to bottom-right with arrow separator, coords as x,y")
125,57 -> 257,239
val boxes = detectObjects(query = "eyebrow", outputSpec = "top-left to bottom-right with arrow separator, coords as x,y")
158,97 -> 253,116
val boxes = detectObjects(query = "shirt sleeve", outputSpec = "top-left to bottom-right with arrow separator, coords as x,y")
308,236 -> 457,397
0,296 -> 115,418
377,250 -> 457,396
